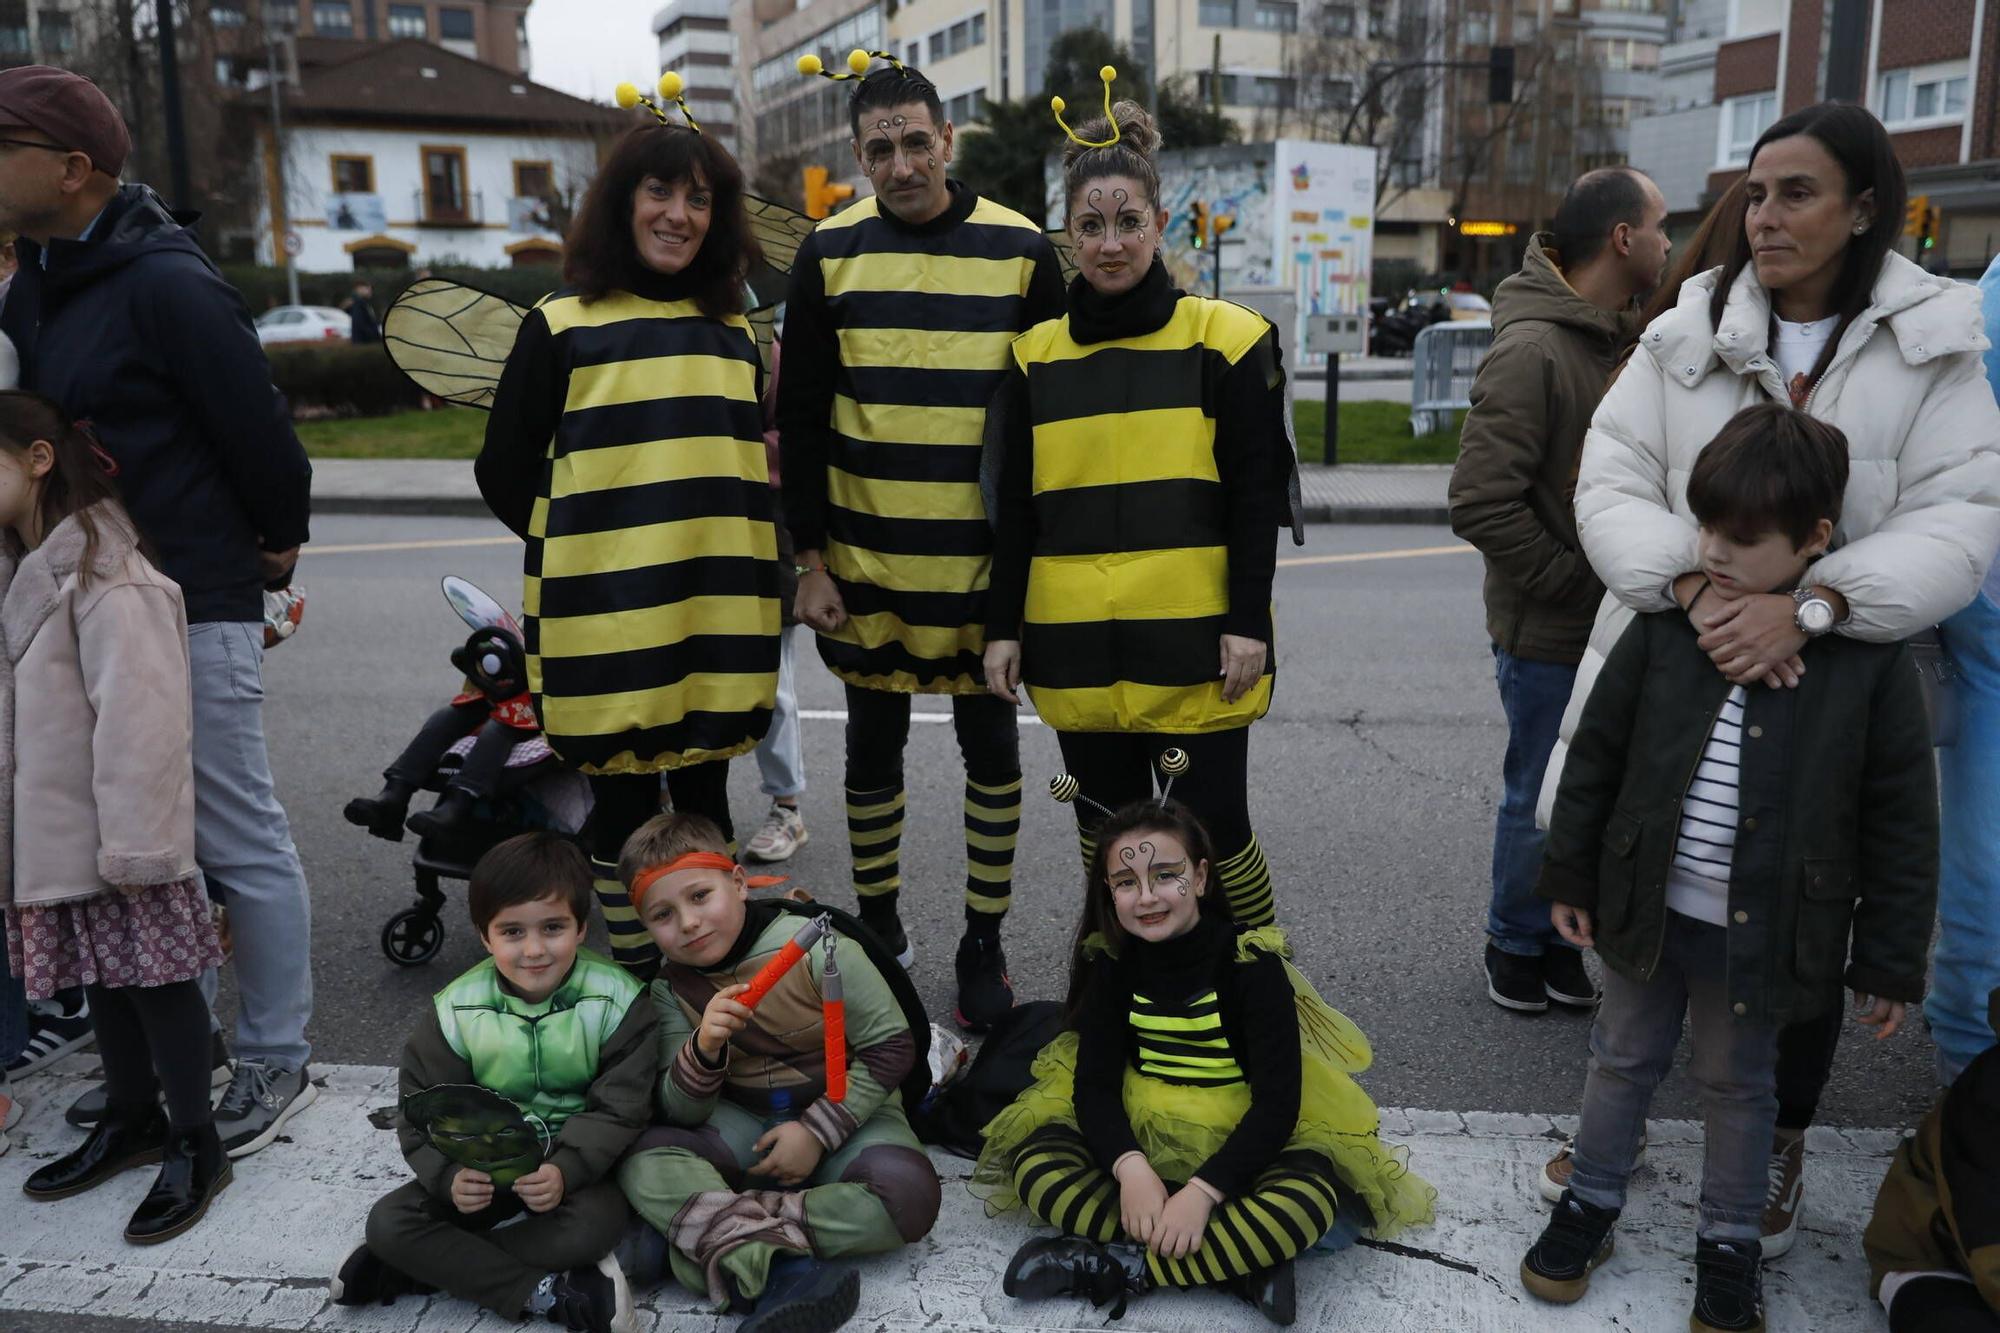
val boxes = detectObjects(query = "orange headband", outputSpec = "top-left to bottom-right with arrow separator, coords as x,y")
630,851 -> 786,914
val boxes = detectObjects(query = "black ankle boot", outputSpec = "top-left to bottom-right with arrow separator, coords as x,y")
1228,1258 -> 1297,1326
1003,1236 -> 1151,1318
125,1122 -> 233,1243
405,787 -> 475,841
344,781 -> 415,842
24,1102 -> 168,1200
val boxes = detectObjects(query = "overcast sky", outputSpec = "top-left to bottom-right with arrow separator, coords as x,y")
526,0 -> 665,104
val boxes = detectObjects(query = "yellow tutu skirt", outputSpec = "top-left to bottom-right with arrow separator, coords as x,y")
971,929 -> 1434,1239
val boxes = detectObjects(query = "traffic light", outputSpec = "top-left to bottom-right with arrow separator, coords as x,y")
1904,194 -> 1930,237
1189,200 -> 1209,249
802,165 -> 855,220
1212,213 -> 1235,244
1487,45 -> 1515,103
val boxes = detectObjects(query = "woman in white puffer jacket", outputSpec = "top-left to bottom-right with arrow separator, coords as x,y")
1535,102 -> 2000,1252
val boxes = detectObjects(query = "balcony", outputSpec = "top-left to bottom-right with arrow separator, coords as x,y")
412,188 -> 485,228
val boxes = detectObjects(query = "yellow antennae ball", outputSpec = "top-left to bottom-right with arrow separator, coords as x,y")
797,54 -> 823,75
1050,95 -> 1066,113
658,71 -> 684,100
614,82 -> 641,109
1100,65 -> 1117,83
847,48 -> 872,74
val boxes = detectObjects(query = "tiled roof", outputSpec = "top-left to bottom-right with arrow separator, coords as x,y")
276,37 -> 627,130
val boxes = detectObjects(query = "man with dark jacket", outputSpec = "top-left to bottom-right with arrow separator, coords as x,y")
344,280 -> 382,344
1449,166 -> 1669,1014
0,67 -> 317,1155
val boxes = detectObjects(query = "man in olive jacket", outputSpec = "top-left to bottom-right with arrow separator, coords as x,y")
1449,167 -> 1669,1013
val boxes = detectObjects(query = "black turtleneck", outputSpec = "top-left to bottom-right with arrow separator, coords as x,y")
775,181 -> 1066,553
1070,913 -> 1303,1199
478,264 -> 730,537
983,269 -> 1293,646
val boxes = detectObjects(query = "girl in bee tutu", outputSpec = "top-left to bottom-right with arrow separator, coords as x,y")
971,773 -> 1432,1324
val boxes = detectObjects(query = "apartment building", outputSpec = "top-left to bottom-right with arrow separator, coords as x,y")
223,0 -> 532,75
1626,0 -> 2000,272
655,0 -> 739,153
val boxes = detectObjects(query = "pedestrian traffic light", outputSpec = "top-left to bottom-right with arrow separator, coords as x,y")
1487,46 -> 1515,103
802,165 -> 855,220
1904,194 -> 1930,237
1189,200 -> 1209,249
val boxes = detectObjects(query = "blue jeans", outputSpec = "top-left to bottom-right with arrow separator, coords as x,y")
1929,589 -> 2000,1082
1570,913 -> 1779,1242
188,622 -> 313,1070
1488,646 -> 1577,956
755,626 -> 806,801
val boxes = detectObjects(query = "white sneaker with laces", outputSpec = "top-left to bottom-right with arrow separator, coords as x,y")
743,803 -> 808,864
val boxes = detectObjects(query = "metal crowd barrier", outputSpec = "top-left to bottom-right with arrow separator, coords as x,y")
1410,320 -> 1494,435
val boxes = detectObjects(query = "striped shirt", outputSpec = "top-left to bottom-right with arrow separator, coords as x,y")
1666,684 -> 1747,926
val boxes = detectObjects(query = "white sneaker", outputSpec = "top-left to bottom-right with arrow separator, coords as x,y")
597,1252 -> 637,1333
743,803 -> 808,864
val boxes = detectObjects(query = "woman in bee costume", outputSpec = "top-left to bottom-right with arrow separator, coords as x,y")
983,79 -> 1296,928
476,77 -> 782,978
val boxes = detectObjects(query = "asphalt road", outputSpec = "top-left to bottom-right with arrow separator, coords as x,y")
240,513 -> 1940,1127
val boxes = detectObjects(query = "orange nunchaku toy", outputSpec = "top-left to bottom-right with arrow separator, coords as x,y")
733,911 -> 847,1103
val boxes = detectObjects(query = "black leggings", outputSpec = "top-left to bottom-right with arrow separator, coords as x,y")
386,702 -> 519,799
585,762 -> 734,978
1054,727 -> 1276,926
1775,1003 -> 1844,1132
86,979 -> 212,1129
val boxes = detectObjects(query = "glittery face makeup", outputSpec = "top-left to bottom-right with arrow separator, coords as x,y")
1069,173 -> 1164,298
853,103 -> 951,224
1106,829 -> 1206,941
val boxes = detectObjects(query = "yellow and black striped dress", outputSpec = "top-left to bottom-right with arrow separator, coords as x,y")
1008,294 -> 1277,732
779,189 -> 1061,693
972,925 -> 1433,1286
492,288 -> 782,775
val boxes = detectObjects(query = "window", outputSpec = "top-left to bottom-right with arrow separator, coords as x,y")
212,3 -> 247,26
387,3 -> 425,37
312,0 -> 352,36
513,160 -> 553,199
929,30 -> 944,60
1506,138 -> 1535,183
1877,62 -> 1969,125
1512,13 -> 1535,43
906,42 -> 919,64
1462,10 -> 1489,44
37,7 -> 71,50
1199,0 -> 1235,26
947,88 -> 985,122
1254,2 -> 1296,30
1324,3 -> 1353,34
331,154 -> 374,193
264,0 -> 297,25
1322,76 -> 1353,107
422,146 -> 469,223
438,6 -> 474,39
1719,91 -> 1777,165
1196,71 -> 1238,102
972,12 -> 985,45
948,19 -> 968,53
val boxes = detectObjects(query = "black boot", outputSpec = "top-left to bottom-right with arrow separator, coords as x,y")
330,1242 -> 437,1306
1003,1236 -> 1151,1319
954,931 -> 1015,1033
24,1102 -> 168,1200
344,780 -> 415,842
1227,1258 -> 1297,1326
126,1122 -> 232,1243
405,787 -> 476,841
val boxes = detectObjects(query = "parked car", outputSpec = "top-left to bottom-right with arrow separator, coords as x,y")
256,305 -> 352,346
1445,289 -> 1494,321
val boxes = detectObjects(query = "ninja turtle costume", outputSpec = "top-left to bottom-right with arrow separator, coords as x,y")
356,948 -> 657,1316
617,900 -> 941,1309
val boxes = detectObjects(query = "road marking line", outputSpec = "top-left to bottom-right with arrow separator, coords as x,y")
307,536 -> 520,556
1277,542 -> 1473,568
801,708 -> 1043,726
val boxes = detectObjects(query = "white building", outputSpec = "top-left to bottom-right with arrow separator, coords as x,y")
655,0 -> 738,154
249,37 -> 621,270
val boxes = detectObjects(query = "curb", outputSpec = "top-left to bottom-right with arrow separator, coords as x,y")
1299,503 -> 1452,525
311,494 -> 1455,526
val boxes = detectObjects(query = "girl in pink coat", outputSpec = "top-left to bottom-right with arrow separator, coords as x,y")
0,390 -> 229,1242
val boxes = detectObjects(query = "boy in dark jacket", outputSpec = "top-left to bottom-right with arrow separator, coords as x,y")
330,834 -> 657,1333
1519,404 -> 1938,1333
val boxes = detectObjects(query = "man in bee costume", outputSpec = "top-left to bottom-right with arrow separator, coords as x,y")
777,50 -> 1065,1031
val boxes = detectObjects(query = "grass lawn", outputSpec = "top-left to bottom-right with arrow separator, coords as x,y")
298,400 -> 1463,465
1291,399 -> 1463,465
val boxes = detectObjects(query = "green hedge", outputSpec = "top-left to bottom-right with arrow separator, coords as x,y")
224,264 -> 560,316
266,342 -> 424,417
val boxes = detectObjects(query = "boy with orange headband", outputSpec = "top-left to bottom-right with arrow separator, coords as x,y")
614,813 -> 939,1332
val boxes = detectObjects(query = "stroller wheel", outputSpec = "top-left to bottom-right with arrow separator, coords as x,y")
382,907 -> 444,966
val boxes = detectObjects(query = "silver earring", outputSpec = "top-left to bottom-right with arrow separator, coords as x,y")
1853,224 -> 1867,234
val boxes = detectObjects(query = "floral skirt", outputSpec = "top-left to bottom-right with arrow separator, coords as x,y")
5,877 -> 223,1000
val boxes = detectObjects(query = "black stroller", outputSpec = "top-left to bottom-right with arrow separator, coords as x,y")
345,577 -> 590,965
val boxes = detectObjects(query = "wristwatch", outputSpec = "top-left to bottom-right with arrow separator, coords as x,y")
1792,587 -> 1836,636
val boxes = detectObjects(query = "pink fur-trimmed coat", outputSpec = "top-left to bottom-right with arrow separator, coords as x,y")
0,502 -> 197,909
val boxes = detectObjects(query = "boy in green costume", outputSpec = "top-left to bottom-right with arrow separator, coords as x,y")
330,834 -> 657,1333
615,812 -> 940,1333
